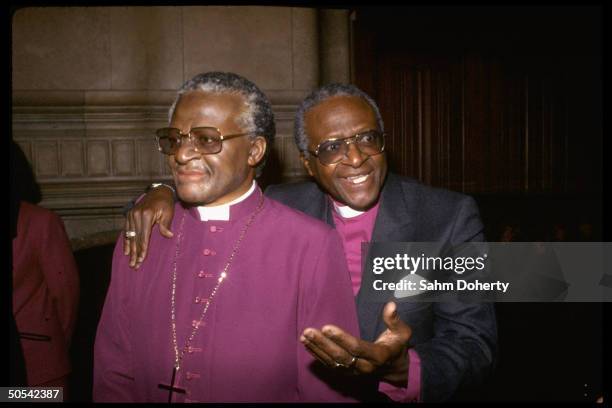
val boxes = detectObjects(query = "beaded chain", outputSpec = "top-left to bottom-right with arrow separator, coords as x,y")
170,194 -> 264,372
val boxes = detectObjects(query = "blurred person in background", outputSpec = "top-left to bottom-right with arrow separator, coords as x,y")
10,140 -> 80,397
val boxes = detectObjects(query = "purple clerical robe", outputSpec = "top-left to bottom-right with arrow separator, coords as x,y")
94,186 -> 360,402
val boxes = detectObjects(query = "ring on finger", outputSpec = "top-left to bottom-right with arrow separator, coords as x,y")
125,230 -> 137,239
334,355 -> 358,369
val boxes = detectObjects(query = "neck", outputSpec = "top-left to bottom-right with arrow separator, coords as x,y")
330,197 -> 379,218
206,180 -> 257,208
204,175 -> 255,207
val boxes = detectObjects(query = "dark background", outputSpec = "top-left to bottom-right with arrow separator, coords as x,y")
353,6 -> 601,196
350,5 -> 604,402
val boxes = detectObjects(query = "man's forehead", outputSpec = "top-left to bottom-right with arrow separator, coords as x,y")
311,95 -> 373,115
305,95 -> 377,138
172,91 -> 247,125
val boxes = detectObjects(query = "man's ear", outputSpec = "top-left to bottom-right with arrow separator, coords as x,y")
300,152 -> 315,177
248,136 -> 267,168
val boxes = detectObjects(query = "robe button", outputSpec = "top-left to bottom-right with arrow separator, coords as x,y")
203,248 -> 216,256
198,270 -> 206,278
209,225 -> 217,232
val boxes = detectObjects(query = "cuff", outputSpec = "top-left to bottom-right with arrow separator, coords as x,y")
378,349 -> 422,403
122,193 -> 146,216
134,192 -> 146,205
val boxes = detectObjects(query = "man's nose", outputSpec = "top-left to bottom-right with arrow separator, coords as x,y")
342,141 -> 368,168
173,135 -> 201,164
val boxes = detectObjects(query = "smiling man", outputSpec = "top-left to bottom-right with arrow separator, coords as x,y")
124,83 -> 497,402
93,73 -> 362,402
299,94 -> 387,210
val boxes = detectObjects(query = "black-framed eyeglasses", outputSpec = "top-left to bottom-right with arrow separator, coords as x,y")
307,129 -> 385,165
155,127 -> 252,155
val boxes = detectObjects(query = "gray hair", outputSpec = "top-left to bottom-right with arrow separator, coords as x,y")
168,72 -> 275,176
294,83 -> 384,153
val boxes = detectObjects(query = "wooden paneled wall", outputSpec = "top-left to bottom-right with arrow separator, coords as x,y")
12,7 -> 352,244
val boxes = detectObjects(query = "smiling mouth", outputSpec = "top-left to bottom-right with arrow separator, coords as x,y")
344,173 -> 371,185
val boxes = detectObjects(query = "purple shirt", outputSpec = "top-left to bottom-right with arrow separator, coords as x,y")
331,197 -> 422,402
331,200 -> 380,296
94,187 -> 361,402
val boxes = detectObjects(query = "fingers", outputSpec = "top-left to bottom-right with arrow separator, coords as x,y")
299,305 -> 414,380
123,214 -> 131,256
129,211 -> 142,268
320,325 -> 365,358
382,301 -> 399,329
375,304 -> 413,385
301,327 -> 374,374
135,211 -> 153,269
381,302 -> 413,341
158,205 -> 175,239
322,325 -> 388,370
125,210 -> 139,268
303,343 -> 329,366
300,329 -> 337,367
302,328 -> 348,365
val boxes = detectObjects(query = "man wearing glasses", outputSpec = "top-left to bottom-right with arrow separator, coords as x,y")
125,83 -> 497,402
93,72 -> 364,402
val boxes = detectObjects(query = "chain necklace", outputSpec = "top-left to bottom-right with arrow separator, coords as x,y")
169,194 -> 264,376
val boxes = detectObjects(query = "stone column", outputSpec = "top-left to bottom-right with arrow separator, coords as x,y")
318,9 -> 351,85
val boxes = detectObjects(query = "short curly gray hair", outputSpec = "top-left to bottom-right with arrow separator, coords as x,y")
294,83 -> 384,153
169,72 -> 275,177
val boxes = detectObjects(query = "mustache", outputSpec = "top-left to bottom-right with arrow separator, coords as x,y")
173,162 -> 212,174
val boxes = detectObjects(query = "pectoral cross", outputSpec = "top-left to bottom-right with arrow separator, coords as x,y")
158,367 -> 186,403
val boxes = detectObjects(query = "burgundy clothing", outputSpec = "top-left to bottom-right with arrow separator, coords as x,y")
94,187 -> 360,402
12,202 -> 80,385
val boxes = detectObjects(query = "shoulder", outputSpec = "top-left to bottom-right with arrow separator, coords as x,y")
385,174 -> 483,242
388,173 -> 477,211
262,196 -> 334,236
19,201 -> 65,230
264,180 -> 327,217
265,180 -> 321,201
20,201 -> 55,218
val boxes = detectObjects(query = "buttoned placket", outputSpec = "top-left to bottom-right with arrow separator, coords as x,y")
183,220 -> 226,401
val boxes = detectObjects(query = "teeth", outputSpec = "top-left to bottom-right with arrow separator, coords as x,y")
347,174 -> 369,184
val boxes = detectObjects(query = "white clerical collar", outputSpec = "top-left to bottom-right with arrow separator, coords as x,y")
332,200 -> 365,219
197,181 -> 257,221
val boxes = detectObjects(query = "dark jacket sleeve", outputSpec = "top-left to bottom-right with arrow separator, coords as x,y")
414,196 -> 497,402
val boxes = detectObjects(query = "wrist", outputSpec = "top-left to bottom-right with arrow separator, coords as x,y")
147,183 -> 176,200
147,182 -> 174,193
